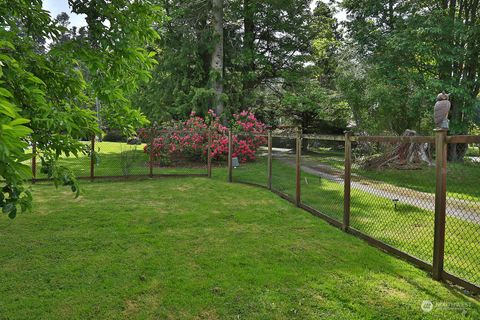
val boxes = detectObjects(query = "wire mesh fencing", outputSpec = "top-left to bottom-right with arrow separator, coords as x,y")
32,140 -> 92,180
300,135 -> 345,222
209,131 -> 229,179
230,133 -> 269,187
271,134 -> 298,199
349,137 -> 436,264
444,141 -> 480,286
229,130 -> 480,292
93,138 -> 150,178
27,128 -> 480,292
31,130 -> 213,181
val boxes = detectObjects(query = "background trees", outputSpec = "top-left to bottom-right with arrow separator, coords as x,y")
135,0 -> 478,140
134,0 -> 345,130
340,0 -> 480,159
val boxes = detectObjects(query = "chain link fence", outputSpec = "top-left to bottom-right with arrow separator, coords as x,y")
231,133 -> 269,187
94,138 -> 150,177
349,138 -> 436,265
270,134 -> 297,199
444,143 -> 480,286
28,129 -> 480,292
149,131 -> 209,176
300,136 -> 344,222
32,130 -> 211,181
229,131 -> 480,293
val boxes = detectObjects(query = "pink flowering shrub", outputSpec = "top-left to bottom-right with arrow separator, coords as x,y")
230,111 -> 267,162
141,110 -> 266,165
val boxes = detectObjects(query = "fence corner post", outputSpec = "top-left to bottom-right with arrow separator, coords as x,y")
343,131 -> 352,232
228,129 -> 233,183
268,130 -> 273,190
433,128 -> 448,280
31,141 -> 37,184
90,135 -> 95,181
207,130 -> 212,178
295,127 -> 302,207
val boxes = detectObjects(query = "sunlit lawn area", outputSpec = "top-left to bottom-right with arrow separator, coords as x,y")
23,142 -> 480,286
0,178 -> 479,319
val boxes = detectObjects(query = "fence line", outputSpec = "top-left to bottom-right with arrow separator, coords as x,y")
28,128 -> 479,293
228,129 -> 480,294
31,130 -> 214,181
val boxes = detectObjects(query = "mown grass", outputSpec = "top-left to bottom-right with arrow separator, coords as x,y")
0,178 -> 479,319
25,142 -> 480,285
229,156 -> 480,287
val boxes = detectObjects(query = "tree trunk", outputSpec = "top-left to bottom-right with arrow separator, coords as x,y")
360,130 -> 433,169
242,0 -> 256,108
211,0 -> 224,118
447,143 -> 468,162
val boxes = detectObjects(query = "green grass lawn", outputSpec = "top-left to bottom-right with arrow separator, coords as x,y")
229,156 -> 480,287
25,143 -> 480,286
0,178 -> 479,319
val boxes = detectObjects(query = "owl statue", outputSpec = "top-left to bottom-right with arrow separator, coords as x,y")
434,92 -> 451,129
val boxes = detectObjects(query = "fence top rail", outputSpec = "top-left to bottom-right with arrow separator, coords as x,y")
152,129 -> 478,144
446,135 -> 480,144
236,132 -> 269,137
351,135 -> 435,143
302,134 -> 345,141
271,134 -> 297,139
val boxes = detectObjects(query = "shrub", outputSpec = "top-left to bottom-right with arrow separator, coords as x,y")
141,110 -> 266,164
103,130 -> 125,142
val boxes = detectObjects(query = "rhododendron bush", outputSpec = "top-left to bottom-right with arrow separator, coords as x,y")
139,110 -> 266,165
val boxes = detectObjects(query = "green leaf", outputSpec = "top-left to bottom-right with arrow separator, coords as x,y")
9,118 -> 30,126
8,207 -> 17,219
0,87 -> 13,98
2,202 -> 15,215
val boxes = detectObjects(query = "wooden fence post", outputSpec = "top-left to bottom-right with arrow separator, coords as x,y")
31,141 -> 37,184
207,130 -> 212,178
228,130 -> 233,182
90,135 -> 95,181
343,131 -> 352,232
268,131 -> 273,190
433,128 -> 448,280
295,127 -> 301,207
149,128 -> 155,178
149,146 -> 154,178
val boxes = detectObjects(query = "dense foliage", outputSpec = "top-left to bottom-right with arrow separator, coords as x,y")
0,0 -> 162,218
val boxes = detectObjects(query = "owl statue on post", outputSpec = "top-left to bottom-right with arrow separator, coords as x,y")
434,92 -> 451,129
